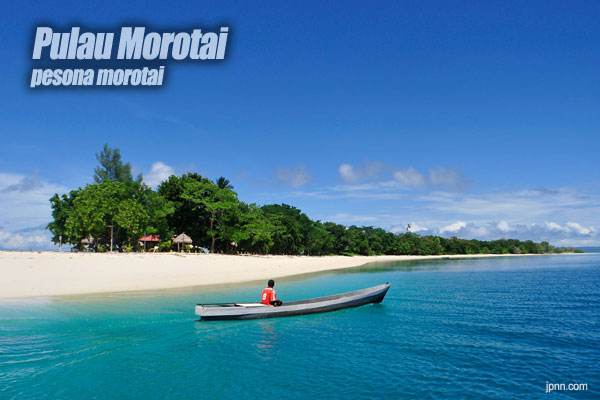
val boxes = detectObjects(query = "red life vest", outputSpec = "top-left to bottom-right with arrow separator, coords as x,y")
261,287 -> 276,305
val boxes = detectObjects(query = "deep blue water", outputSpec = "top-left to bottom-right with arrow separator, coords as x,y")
1,254 -> 599,399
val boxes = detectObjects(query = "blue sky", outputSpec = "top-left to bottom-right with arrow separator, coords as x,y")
1,0 -> 599,249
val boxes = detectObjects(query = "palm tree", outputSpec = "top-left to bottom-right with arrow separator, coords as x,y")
216,176 -> 233,189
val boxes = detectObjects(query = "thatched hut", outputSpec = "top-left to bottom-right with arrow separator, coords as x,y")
80,235 -> 94,250
173,233 -> 193,252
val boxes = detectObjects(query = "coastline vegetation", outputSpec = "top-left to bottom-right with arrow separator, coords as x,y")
47,145 -> 582,255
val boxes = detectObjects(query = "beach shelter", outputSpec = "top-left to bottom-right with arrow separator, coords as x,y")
173,233 -> 193,252
139,234 -> 160,251
80,235 -> 94,249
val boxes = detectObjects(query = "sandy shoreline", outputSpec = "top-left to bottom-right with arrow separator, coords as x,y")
0,251 -> 556,299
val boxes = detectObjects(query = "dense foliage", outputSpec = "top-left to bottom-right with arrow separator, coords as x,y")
47,145 -> 581,255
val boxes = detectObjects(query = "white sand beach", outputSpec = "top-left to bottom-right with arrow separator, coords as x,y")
0,251 -> 545,299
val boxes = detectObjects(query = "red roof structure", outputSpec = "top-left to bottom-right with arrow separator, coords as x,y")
139,235 -> 160,242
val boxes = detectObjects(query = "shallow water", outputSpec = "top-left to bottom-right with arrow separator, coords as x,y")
1,254 -> 599,399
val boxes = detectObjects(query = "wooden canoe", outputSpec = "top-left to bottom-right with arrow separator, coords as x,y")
196,282 -> 391,321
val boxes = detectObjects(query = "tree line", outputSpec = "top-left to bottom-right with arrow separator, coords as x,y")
47,145 -> 581,255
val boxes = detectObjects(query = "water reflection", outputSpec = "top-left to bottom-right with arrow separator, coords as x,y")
253,320 -> 278,360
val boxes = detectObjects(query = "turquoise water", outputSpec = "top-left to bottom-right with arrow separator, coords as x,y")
1,255 -> 599,399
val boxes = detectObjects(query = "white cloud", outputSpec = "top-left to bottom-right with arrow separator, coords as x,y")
0,172 -> 68,229
418,187 -> 599,222
275,164 -> 312,188
566,222 -> 593,235
338,161 -> 385,183
469,225 -> 490,237
393,167 -> 469,190
390,222 -> 429,233
542,221 -> 594,236
440,221 -> 467,234
143,161 -> 175,187
497,220 -> 510,232
0,229 -> 50,250
545,221 -> 565,231
336,162 -> 469,191
393,168 -> 427,189
0,172 -> 34,191
409,222 -> 429,233
338,164 -> 358,183
428,167 -> 468,190
0,172 -> 69,250
431,219 -> 597,246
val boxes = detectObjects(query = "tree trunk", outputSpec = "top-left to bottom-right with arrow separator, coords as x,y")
210,211 -> 215,253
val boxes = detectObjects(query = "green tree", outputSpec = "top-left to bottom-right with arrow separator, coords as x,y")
62,180 -> 172,251
345,226 -> 371,255
47,190 -> 80,246
261,204 -> 311,255
157,173 -> 212,246
64,182 -> 124,249
93,144 -> 138,183
114,199 -> 149,247
324,222 -> 349,254
174,175 -> 240,252
305,222 -> 334,255
540,241 -> 551,253
229,203 -> 274,254
216,176 -> 233,189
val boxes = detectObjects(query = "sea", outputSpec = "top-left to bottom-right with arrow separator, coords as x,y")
1,254 -> 598,399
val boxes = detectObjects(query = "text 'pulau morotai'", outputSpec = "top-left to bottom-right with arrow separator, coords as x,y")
32,26 -> 229,60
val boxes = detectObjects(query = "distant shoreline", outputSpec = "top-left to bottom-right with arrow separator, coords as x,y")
0,251 -> 579,300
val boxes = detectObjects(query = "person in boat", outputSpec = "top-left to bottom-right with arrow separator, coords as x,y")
261,279 -> 283,306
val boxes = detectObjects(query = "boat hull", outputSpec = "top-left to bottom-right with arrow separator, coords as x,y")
196,283 -> 390,321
